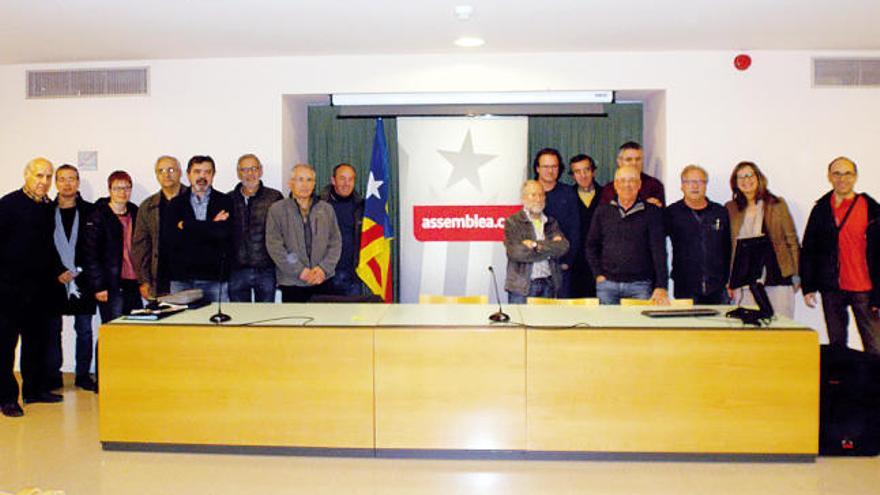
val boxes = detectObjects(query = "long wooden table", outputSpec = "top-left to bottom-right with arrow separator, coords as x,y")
100,304 -> 818,460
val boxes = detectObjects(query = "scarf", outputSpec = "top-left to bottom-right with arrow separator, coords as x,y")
54,206 -> 81,299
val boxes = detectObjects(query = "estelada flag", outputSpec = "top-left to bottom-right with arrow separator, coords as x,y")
356,118 -> 394,302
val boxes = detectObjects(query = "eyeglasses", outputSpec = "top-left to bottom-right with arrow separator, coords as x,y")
736,172 -> 755,180
110,185 -> 132,192
538,164 -> 559,169
615,178 -> 640,185
291,177 -> 315,183
831,171 -> 856,179
56,177 -> 78,183
681,179 -> 707,186
238,166 -> 261,174
156,167 -> 179,175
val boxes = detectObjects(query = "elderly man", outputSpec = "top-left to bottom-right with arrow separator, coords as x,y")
587,165 -> 669,305
532,148 -> 579,298
569,154 -> 604,298
49,164 -> 98,392
229,154 -> 283,302
266,164 -> 341,303
168,155 -> 234,302
802,156 -> 880,355
1,158 -> 69,417
599,141 -> 665,207
319,163 -> 365,297
664,165 -> 731,304
132,155 -> 188,300
503,180 -> 570,304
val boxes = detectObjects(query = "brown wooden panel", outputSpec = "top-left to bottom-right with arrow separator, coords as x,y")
375,327 -> 526,450
527,329 -> 819,454
99,324 -> 374,448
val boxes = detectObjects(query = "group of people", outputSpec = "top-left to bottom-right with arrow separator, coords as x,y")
0,154 -> 365,417
1,143 -> 878,418
504,142 -> 879,353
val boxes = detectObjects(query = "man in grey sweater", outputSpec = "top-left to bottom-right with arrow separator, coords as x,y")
266,164 -> 341,303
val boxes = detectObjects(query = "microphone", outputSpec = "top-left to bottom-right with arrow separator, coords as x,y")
487,266 -> 510,323
210,251 -> 231,324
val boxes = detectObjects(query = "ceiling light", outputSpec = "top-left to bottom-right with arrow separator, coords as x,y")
454,5 -> 474,20
454,36 -> 485,48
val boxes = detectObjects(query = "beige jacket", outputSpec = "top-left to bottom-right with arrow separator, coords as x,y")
725,197 -> 800,279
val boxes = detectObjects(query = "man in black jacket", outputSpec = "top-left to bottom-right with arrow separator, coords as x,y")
229,154 -> 283,302
168,155 -> 234,302
50,164 -> 98,392
1,158 -> 69,417
319,163 -> 365,297
569,154 -> 603,298
801,156 -> 880,355
664,165 -> 731,304
586,166 -> 669,305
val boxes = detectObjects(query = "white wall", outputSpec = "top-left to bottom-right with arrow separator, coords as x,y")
2,50 -> 879,370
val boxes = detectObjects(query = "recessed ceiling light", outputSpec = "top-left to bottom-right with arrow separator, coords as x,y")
454,5 -> 474,21
454,36 -> 485,48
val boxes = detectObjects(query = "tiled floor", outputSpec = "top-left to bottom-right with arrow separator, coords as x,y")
2,385 -> 879,495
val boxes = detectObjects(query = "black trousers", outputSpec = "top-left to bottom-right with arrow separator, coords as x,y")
821,290 -> 880,356
0,308 -> 53,403
279,283 -> 331,303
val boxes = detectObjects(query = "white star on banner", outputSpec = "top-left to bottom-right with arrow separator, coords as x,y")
366,171 -> 384,200
437,129 -> 497,192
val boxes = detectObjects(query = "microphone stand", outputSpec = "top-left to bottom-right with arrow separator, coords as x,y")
210,251 -> 231,323
487,266 -> 510,323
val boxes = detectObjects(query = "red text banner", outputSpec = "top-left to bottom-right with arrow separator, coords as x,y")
413,205 -> 521,242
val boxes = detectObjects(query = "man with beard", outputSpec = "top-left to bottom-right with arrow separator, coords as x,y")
503,180 -> 570,304
167,155 -> 234,302
228,154 -> 283,302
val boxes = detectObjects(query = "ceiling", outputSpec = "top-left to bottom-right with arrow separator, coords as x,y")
2,0 -> 880,64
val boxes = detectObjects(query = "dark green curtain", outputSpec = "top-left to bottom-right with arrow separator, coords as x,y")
307,106 -> 400,301
528,104 -> 643,186
308,104 -> 642,302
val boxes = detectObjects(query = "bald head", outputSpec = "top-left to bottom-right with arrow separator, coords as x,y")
24,157 -> 54,199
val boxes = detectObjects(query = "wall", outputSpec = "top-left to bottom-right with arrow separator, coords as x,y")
2,50 -> 878,370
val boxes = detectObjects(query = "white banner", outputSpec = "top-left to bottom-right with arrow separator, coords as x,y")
397,117 -> 528,303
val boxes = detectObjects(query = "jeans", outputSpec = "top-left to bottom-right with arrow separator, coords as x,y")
228,267 -> 277,302
171,279 -> 229,303
98,280 -> 143,323
47,313 -> 95,380
507,277 -> 554,304
324,271 -> 363,297
597,279 -> 652,305
821,290 -> 880,356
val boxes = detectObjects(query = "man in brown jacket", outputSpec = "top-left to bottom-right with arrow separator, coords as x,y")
503,180 -> 569,304
132,155 -> 187,300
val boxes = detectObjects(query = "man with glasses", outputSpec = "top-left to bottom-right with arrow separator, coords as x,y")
532,148 -> 579,298
664,165 -> 731,304
801,157 -> 880,355
228,154 -> 283,302
133,155 -> 188,300
600,141 -> 665,207
586,165 -> 669,305
266,164 -> 341,303
167,155 -> 234,302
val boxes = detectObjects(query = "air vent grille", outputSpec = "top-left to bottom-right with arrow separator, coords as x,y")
813,58 -> 880,87
27,67 -> 149,98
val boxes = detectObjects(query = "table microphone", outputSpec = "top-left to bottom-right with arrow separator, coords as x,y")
487,266 -> 510,322
210,252 -> 231,324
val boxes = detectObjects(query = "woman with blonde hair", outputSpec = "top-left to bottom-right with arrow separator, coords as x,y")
725,161 -> 800,318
